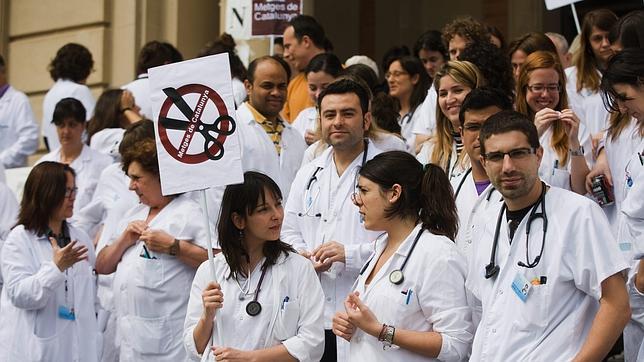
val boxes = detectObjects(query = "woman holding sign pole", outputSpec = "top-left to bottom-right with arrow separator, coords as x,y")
95,138 -> 209,361
184,171 -> 325,361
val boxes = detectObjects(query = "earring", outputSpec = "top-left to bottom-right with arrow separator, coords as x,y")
239,229 -> 244,242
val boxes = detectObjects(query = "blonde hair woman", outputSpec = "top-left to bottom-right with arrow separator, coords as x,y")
417,61 -> 484,180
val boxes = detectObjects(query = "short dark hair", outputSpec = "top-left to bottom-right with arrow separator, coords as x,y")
120,138 -> 158,176
218,171 -> 294,280
136,41 -> 183,75
413,30 -> 448,60
370,93 -> 401,134
459,41 -> 515,103
17,162 -> 76,236
198,33 -> 247,80
305,53 -> 342,77
458,87 -> 513,126
342,64 -> 379,96
442,16 -> 490,45
507,32 -> 557,59
601,48 -> 644,113
609,10 -> 644,49
318,78 -> 370,115
52,98 -> 86,125
0,53 -> 5,69
479,110 -> 540,156
288,15 -> 328,49
247,55 -> 291,84
381,46 -> 411,76
48,43 -> 94,82
359,151 -> 458,241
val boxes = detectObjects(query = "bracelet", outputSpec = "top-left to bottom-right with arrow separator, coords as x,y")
120,107 -> 132,114
377,323 -> 387,341
569,145 -> 585,156
381,325 -> 395,349
169,238 -> 181,256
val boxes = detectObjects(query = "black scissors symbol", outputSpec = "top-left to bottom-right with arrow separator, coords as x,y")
160,87 -> 236,160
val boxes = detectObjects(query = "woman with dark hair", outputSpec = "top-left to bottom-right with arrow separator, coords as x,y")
292,53 -> 342,145
87,89 -> 142,160
0,161 -> 99,361
598,47 -> 644,362
95,138 -> 209,361
566,9 -> 618,139
507,32 -> 558,80
386,56 -> 431,151
332,151 -> 472,361
42,43 -> 96,151
184,171 -> 324,361
199,33 -> 248,108
610,10 -> 644,51
515,51 -> 591,194
38,98 -> 112,228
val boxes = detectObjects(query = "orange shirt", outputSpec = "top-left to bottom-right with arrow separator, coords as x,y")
282,73 -> 314,123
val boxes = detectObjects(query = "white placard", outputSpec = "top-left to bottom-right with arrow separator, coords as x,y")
545,0 -> 582,10
148,54 -> 244,196
225,0 -> 252,40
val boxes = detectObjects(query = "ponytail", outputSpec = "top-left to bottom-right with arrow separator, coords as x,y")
419,163 -> 458,241
358,151 -> 459,241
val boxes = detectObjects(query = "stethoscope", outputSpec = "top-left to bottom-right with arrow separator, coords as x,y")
359,227 -> 424,285
298,139 -> 369,218
235,262 -> 269,316
485,182 -> 548,279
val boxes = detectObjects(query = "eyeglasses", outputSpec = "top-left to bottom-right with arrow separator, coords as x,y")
64,187 -> 78,198
527,84 -> 560,93
385,70 -> 408,79
483,147 -> 538,163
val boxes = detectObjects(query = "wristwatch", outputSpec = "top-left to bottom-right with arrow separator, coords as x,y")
380,325 -> 395,349
169,238 -> 181,256
569,145 -> 585,156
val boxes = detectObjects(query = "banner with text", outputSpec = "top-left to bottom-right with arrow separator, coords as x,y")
148,54 -> 243,195
252,0 -> 302,36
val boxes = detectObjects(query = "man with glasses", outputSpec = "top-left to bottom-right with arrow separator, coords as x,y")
282,78 -> 382,362
465,110 -> 630,360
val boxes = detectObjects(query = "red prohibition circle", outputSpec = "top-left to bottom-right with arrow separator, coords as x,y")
158,83 -> 233,164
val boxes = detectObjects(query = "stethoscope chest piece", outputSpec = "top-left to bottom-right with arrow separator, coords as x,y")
246,301 -> 262,316
389,270 -> 404,285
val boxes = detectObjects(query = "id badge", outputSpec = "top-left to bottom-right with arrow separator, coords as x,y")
511,273 -> 532,302
58,306 -> 76,320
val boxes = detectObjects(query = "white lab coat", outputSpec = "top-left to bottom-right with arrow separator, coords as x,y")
350,225 -> 473,362
42,79 -> 95,151
0,224 -> 99,362
300,133 -> 407,166
615,138 -> 644,361
183,252 -> 325,362
38,145 -> 112,229
110,194 -> 208,361
565,67 -> 610,137
236,102 -> 307,199
89,128 -> 125,162
537,124 -> 592,191
399,105 -> 424,152
231,77 -> 247,108
0,182 -> 19,297
76,162 -> 136,242
411,85 -> 438,138
451,171 -> 503,262
602,118 -> 642,233
417,140 -> 469,181
292,106 -> 318,138
122,74 -> 152,119
282,142 -> 384,361
465,186 -> 629,361
91,165 -> 138,362
0,86 -> 39,168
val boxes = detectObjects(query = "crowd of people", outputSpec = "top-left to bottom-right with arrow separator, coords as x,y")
0,8 -> 643,362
